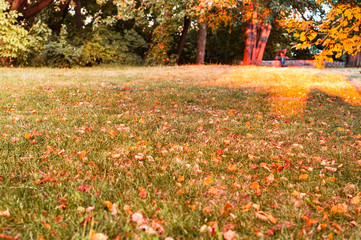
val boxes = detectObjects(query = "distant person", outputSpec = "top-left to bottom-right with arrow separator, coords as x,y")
275,49 -> 289,67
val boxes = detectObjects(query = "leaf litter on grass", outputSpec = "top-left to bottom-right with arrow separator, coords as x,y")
0,66 -> 360,239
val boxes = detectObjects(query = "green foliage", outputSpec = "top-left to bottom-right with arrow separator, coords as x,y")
41,39 -> 83,68
14,20 -> 52,66
80,27 -> 147,66
0,0 -> 28,59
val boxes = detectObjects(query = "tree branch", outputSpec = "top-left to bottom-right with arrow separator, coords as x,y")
21,0 -> 54,19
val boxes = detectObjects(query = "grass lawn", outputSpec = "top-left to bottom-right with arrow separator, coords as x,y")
0,65 -> 361,239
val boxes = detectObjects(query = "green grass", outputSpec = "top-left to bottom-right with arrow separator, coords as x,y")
0,66 -> 361,239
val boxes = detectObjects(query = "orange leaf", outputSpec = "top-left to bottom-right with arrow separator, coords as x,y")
42,221 -> 51,230
301,216 -> 318,226
227,164 -> 237,172
24,133 -> 31,139
330,203 -> 348,214
103,201 -> 113,210
299,174 -> 308,180
250,181 -> 260,190
138,187 -> 147,198
202,176 -> 213,185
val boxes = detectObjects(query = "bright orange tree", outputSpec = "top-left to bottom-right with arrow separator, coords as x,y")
285,1 -> 361,67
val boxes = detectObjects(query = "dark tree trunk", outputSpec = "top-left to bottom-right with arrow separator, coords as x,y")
21,0 -> 54,19
176,16 -> 191,65
254,23 -> 272,66
346,52 -> 361,67
196,22 -> 207,65
75,0 -> 82,28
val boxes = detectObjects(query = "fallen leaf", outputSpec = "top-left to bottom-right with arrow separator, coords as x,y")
231,181 -> 242,189
132,212 -> 147,226
0,209 -> 10,218
76,185 -> 94,192
90,230 -> 108,240
138,187 -> 147,198
301,216 -> 318,226
250,181 -> 260,190
330,203 -> 348,214
227,164 -> 237,172
299,174 -> 308,180
223,230 -> 236,240
255,211 -> 278,223
266,173 -> 275,184
202,176 -> 213,185
351,196 -> 360,206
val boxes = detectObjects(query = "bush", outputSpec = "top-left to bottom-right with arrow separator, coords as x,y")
80,27 -> 147,66
0,0 -> 28,62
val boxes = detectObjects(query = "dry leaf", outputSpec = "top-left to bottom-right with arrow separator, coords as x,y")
250,181 -> 260,190
330,203 -> 348,214
299,174 -> 308,180
90,230 -> 108,240
255,211 -> 277,223
227,164 -> 237,172
351,196 -> 360,206
132,212 -> 147,226
0,209 -> 10,218
266,173 -> 275,184
223,230 -> 236,240
202,176 -> 213,185
138,187 -> 147,198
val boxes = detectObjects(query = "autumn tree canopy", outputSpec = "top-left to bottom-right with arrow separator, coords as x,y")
285,0 -> 361,67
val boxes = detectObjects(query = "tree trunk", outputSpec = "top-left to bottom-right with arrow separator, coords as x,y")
254,23 -> 272,66
22,0 -> 54,19
243,19 -> 271,66
176,16 -> 191,65
75,0 -> 82,28
196,22 -> 207,65
243,20 -> 257,65
346,52 -> 361,67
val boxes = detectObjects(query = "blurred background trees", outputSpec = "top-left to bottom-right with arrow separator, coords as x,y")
0,0 -> 359,67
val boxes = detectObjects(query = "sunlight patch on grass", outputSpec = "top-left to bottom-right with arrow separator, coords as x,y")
216,66 -> 361,116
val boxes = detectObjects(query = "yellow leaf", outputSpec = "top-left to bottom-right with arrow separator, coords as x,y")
25,133 -> 31,139
300,32 -> 306,42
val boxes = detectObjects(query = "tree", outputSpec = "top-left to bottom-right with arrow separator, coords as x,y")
241,0 -> 318,66
242,2 -> 272,65
285,1 -> 361,67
